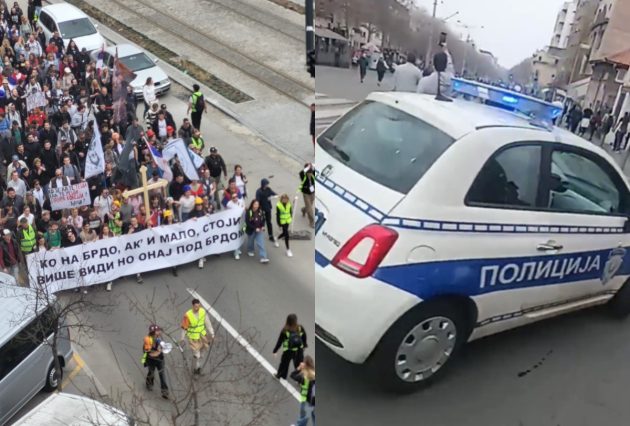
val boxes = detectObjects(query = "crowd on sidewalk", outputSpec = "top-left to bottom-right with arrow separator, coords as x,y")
0,1 -> 316,289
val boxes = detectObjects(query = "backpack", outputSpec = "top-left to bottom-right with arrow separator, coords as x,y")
194,93 -> 205,112
287,326 -> 302,350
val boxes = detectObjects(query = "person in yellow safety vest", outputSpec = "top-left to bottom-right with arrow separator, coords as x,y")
298,163 -> 315,228
189,129 -> 205,154
275,194 -> 293,257
108,202 -> 123,236
142,324 -> 169,399
272,313 -> 307,380
290,355 -> 315,426
179,298 -> 215,375
17,218 -> 36,255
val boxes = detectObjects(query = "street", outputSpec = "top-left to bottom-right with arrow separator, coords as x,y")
315,64 -> 630,426
10,84 -> 313,425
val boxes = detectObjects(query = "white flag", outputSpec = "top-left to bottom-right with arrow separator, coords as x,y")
188,147 -> 204,169
84,120 -> 105,179
163,138 -> 200,180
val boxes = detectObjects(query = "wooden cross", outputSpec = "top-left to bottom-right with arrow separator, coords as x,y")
122,165 -> 169,217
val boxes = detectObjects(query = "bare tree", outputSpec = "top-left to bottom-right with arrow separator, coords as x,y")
82,284 -> 291,426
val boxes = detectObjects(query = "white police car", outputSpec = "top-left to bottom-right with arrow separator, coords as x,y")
314,78 -> 630,392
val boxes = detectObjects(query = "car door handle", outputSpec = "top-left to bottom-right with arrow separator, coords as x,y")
537,241 -> 563,251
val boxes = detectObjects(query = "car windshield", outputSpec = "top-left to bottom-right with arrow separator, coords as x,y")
58,18 -> 96,39
119,53 -> 155,72
318,100 -> 455,193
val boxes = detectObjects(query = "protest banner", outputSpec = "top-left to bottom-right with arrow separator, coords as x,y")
49,182 -> 92,211
26,91 -> 47,112
27,208 -> 245,292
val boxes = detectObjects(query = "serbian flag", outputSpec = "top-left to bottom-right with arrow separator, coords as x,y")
149,145 -> 173,182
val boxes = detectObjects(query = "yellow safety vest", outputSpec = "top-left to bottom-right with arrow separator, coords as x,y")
185,308 -> 207,340
277,202 -> 292,225
190,136 -> 204,150
20,225 -> 36,253
109,212 -> 121,235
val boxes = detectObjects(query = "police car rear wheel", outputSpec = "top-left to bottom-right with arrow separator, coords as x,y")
369,300 -> 469,392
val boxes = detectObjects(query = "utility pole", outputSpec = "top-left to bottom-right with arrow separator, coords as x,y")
425,0 -> 438,67
305,0 -> 314,78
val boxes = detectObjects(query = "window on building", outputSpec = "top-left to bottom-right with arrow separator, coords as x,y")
616,69 -> 627,83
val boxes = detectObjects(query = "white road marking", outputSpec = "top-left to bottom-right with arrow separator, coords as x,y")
186,288 -> 301,401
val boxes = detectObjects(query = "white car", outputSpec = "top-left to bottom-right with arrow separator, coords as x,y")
315,78 -> 630,392
90,44 -> 171,98
12,392 -> 133,425
36,3 -> 106,53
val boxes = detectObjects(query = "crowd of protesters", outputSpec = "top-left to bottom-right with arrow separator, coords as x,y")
0,1 -> 315,290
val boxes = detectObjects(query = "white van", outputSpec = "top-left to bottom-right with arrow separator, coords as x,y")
36,3 -> 106,53
0,285 -> 73,425
315,78 -> 630,391
12,392 -> 133,425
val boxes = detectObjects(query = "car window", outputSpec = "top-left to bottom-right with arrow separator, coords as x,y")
548,150 -> 624,215
317,101 -> 455,194
467,144 -> 542,208
58,18 -> 96,39
119,53 -> 155,72
39,12 -> 53,32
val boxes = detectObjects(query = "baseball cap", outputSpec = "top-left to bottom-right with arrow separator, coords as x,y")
210,147 -> 217,153
166,125 -> 174,133
146,129 -> 154,138
183,185 -> 191,192
2,229 -> 10,236
163,209 -> 172,218
11,155 -> 18,161
195,197 -> 203,205
64,67 -> 71,74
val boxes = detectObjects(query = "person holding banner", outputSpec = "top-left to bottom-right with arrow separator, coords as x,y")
100,224 -> 115,291
226,190 -> 245,260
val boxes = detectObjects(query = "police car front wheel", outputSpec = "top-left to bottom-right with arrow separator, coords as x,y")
369,299 -> 471,393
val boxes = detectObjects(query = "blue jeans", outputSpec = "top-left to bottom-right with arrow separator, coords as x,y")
247,231 -> 267,259
296,402 -> 315,426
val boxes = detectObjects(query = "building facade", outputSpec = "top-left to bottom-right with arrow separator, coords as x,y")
550,0 -> 578,49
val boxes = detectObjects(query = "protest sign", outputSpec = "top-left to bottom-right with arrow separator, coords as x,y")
27,208 -> 245,292
26,91 -> 47,112
49,182 -> 92,211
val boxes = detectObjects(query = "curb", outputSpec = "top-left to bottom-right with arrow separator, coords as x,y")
46,0 -> 305,168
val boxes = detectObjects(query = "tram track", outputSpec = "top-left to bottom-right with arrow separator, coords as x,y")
105,0 -> 312,108
200,0 -> 304,44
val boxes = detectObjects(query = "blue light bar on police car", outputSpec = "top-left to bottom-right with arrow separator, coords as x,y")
451,78 -> 563,128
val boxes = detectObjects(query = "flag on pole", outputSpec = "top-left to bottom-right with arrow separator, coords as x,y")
113,47 -> 136,125
84,120 -> 105,179
162,138 -> 200,180
149,145 -> 173,182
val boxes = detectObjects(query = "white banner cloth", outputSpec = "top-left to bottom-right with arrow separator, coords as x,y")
27,208 -> 245,292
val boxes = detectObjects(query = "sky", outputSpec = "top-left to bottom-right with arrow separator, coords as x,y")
413,0 -> 568,69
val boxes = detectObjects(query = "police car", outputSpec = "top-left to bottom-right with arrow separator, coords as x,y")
314,78 -> 630,392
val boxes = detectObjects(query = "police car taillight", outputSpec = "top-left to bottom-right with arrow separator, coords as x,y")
331,224 -> 398,278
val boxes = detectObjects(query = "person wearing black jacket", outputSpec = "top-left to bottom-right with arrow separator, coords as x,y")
290,355 -> 315,426
125,217 -> 145,283
204,147 -> 227,209
255,178 -> 276,241
245,199 -> 269,263
38,121 -> 57,148
272,313 -> 307,380
299,164 -> 315,228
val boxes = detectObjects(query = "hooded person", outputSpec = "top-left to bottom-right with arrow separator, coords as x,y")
255,178 -> 277,241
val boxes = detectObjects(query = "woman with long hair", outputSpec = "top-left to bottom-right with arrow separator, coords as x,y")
290,355 -> 315,426
272,313 -> 307,380
66,39 -> 80,57
232,164 -> 248,198
142,77 -> 156,117
245,199 -> 269,264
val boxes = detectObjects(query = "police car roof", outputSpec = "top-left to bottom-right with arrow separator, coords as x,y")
367,92 -> 548,138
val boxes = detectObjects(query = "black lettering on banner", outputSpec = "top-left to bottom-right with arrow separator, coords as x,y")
139,253 -> 147,261
216,219 -> 225,228
61,256 -> 72,265
133,240 -> 141,249
147,237 -> 155,245
186,229 -> 196,238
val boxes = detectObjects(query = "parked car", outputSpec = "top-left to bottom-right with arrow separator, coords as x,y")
12,392 -> 133,425
0,285 -> 72,425
36,3 -> 106,53
90,44 -> 171,98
